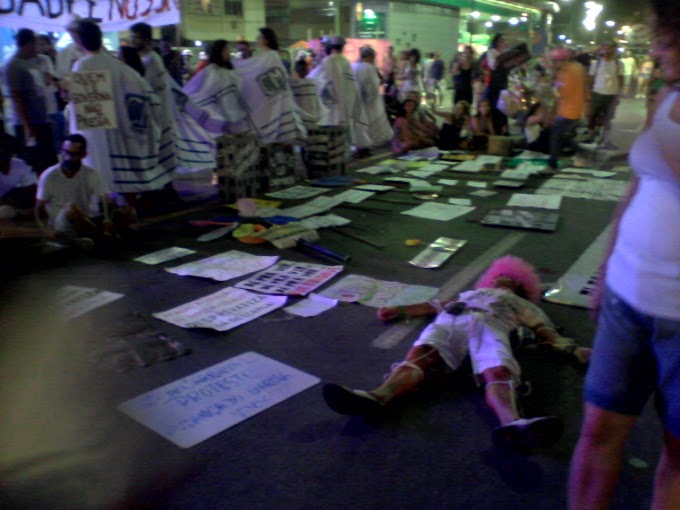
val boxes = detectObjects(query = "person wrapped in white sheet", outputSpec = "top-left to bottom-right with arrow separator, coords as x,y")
230,28 -> 306,145
67,21 -> 165,195
308,35 -> 372,148
352,46 -> 393,147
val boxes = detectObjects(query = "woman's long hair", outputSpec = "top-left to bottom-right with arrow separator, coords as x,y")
208,39 -> 233,69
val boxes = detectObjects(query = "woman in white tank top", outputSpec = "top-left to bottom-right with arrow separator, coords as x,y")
569,2 -> 680,508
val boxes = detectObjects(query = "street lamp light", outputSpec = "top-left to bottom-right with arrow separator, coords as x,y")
491,15 -> 501,21
508,17 -> 519,25
470,11 -> 481,18
485,21 -> 494,28
605,20 -> 615,27
583,2 -> 603,31
558,34 -> 567,40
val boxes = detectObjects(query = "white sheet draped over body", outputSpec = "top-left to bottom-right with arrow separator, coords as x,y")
352,61 -> 392,146
69,52 -> 166,193
140,51 -> 178,181
171,77 -> 231,173
308,53 -> 371,148
230,51 -> 306,145
290,76 -> 325,129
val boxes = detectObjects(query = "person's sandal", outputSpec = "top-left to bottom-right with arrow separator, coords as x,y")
322,384 -> 385,416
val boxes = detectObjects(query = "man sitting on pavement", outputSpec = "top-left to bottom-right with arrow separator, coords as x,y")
35,134 -> 133,251
323,255 -> 592,451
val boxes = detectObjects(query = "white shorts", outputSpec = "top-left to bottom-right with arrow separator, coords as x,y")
413,311 -> 521,380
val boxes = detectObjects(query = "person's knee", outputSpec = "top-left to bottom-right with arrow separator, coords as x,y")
579,403 -> 637,447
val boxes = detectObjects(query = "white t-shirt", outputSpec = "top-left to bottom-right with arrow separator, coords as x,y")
589,58 -> 623,96
36,163 -> 104,226
0,157 -> 36,198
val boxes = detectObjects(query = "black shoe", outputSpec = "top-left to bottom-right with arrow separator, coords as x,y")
322,384 -> 385,416
492,416 -> 564,451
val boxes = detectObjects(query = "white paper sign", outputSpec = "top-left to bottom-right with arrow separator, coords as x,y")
318,274 -> 438,308
466,181 -> 488,188
469,190 -> 497,197
235,261 -> 344,296
70,71 -> 118,130
448,198 -> 472,206
284,293 -> 339,317
153,287 -> 287,331
537,178 -> 629,201
58,285 -> 124,320
134,247 -> 196,265
401,202 -> 475,221
438,179 -> 460,186
354,184 -> 395,192
166,251 -> 279,282
507,193 -> 562,210
118,352 -> 319,448
300,214 -> 351,230
333,189 -> 375,204
266,186 -> 329,200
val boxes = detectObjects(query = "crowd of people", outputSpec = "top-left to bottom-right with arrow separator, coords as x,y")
0,15 -> 667,247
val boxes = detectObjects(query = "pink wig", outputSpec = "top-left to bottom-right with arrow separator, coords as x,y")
474,255 -> 542,303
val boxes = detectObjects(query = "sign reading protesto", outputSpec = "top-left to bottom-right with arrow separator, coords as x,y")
0,0 -> 180,32
70,70 -> 118,130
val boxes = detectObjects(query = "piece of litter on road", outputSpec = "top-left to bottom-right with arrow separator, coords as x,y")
438,179 -> 460,186
507,193 -> 562,210
469,190 -> 497,197
58,285 -> 125,320
401,202 -> 475,221
266,185 -> 330,200
449,198 -> 472,206
354,184 -> 395,192
284,293 -> 339,317
166,251 -> 279,282
466,181 -> 488,188
134,247 -> 196,265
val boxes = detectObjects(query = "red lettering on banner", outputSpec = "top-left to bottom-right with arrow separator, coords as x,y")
155,0 -> 169,14
139,0 -> 151,17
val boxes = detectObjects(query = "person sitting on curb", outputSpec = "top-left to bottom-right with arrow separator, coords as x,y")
35,134 -> 135,251
323,255 -> 592,451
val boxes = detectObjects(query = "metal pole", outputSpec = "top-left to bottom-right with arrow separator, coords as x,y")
334,0 -> 341,34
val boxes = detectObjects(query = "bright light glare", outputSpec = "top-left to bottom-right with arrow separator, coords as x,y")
508,17 -> 519,25
470,11 -> 480,18
605,20 -> 615,27
520,16 -> 528,22
194,40 -> 203,47
618,47 -> 625,52
491,15 -> 501,21
485,21 -> 494,28
583,2 -> 603,31
558,34 -> 566,40
566,39 -> 572,44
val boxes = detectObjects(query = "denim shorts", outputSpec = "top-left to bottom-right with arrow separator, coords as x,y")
585,286 -> 680,437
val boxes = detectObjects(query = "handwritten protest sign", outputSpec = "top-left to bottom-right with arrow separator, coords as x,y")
153,287 -> 287,331
0,0 -> 180,33
70,70 -> 117,130
118,351 -> 320,448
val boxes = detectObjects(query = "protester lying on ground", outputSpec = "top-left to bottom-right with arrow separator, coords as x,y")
35,134 -> 135,251
391,98 -> 439,154
431,100 -> 471,150
0,134 -> 37,219
323,255 -> 591,451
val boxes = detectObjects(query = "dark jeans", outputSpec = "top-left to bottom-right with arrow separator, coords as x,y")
549,116 -> 579,169
14,123 -> 58,175
588,92 -> 617,130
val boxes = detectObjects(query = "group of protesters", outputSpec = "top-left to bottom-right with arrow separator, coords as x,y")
0,16 -> 653,250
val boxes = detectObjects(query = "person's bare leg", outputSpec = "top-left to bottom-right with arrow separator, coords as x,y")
568,403 -> 637,510
482,366 -> 519,426
369,345 -> 445,404
652,430 -> 680,510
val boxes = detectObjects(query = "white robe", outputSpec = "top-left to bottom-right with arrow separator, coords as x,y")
290,76 -> 325,129
171,77 -> 230,173
140,51 -> 177,179
183,63 -> 247,124
308,53 -> 371,147
352,61 -> 392,146
231,51 -> 306,145
70,52 -> 166,193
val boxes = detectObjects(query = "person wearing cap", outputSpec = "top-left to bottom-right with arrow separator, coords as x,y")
323,255 -> 591,451
586,41 -> 624,148
548,47 -> 588,171
308,34 -> 372,150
